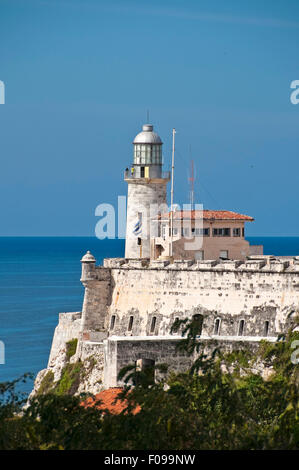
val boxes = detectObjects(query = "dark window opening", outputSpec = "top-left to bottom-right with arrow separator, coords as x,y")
214,318 -> 221,335
238,319 -> 245,336
150,316 -> 157,333
141,166 -> 145,177
213,228 -> 231,237
171,317 -> 180,335
191,228 -> 210,236
135,358 -> 155,385
264,321 -> 269,337
192,314 -> 203,335
110,315 -> 116,330
137,237 -> 142,246
128,316 -> 134,331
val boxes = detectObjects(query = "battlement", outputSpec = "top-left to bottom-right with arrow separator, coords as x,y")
102,255 -> 299,273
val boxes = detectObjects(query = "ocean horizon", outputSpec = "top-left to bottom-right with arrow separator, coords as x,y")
1,236 -> 299,394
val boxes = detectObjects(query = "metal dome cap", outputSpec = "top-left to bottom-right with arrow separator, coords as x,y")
133,124 -> 162,144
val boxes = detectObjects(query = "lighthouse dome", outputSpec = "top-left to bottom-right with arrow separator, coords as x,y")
133,124 -> 162,144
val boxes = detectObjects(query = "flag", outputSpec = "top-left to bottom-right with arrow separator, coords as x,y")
133,220 -> 142,236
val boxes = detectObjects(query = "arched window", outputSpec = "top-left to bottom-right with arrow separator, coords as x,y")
238,319 -> 245,336
110,315 -> 116,331
214,318 -> 221,335
128,316 -> 134,332
192,314 -> 203,335
264,320 -> 269,337
150,316 -> 157,333
171,317 -> 180,335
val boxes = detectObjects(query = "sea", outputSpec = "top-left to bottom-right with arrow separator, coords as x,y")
0,236 -> 299,395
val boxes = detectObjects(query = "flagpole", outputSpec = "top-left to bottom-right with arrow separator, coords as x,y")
170,128 -> 176,258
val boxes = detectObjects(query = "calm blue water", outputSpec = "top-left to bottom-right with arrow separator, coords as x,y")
0,236 -> 298,394
0,237 -> 125,393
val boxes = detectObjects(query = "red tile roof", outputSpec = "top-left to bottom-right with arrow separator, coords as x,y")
82,387 -> 140,415
157,210 -> 254,221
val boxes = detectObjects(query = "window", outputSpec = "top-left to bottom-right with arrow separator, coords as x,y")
195,251 -> 204,261
128,316 -> 134,332
136,359 -> 155,384
137,237 -> 142,246
181,227 -> 190,237
150,316 -> 157,333
219,250 -> 228,259
172,228 -> 178,236
233,228 -> 241,237
134,144 -> 162,165
192,314 -> 203,335
242,227 -> 245,237
214,318 -> 221,335
192,228 -> 209,236
110,315 -> 116,330
264,321 -> 269,337
213,228 -> 231,237
141,166 -> 145,177
238,320 -> 245,336
171,317 -> 180,335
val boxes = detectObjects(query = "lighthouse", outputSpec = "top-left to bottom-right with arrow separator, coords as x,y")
124,124 -> 170,259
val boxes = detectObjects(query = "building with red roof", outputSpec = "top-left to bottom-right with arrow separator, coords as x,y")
152,209 -> 262,261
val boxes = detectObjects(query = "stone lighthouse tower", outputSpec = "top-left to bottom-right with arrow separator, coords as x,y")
124,124 -> 170,259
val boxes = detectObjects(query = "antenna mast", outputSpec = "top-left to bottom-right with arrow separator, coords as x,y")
170,128 -> 176,258
188,159 -> 195,211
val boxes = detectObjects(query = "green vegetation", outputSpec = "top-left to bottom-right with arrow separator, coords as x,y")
65,338 -> 78,360
35,338 -> 83,396
37,371 -> 54,396
0,319 -> 298,450
53,362 -> 83,396
37,362 -> 83,397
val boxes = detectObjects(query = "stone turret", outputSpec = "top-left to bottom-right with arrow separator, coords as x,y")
80,251 -> 111,338
80,251 -> 96,281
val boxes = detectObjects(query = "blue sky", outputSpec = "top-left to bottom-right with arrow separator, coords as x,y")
0,0 -> 298,236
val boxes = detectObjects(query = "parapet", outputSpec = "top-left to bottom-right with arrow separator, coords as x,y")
99,256 -> 299,274
103,258 -> 126,268
58,311 -> 82,322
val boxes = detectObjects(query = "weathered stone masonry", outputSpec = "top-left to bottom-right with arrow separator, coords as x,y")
39,254 -> 299,394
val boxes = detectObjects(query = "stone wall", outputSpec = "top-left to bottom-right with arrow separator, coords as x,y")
103,257 -> 299,340
34,255 -> 299,395
48,312 -> 82,367
103,336 -> 265,388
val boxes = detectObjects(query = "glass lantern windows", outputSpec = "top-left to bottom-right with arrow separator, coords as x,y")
133,144 -> 162,165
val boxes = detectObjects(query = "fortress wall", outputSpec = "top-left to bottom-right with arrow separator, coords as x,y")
103,336 -> 263,388
48,312 -> 82,367
104,260 -> 299,339
40,257 -> 299,394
